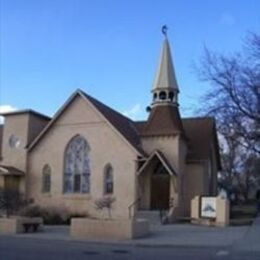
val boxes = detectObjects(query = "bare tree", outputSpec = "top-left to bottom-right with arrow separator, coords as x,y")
0,188 -> 26,217
94,196 -> 116,219
197,32 -> 260,201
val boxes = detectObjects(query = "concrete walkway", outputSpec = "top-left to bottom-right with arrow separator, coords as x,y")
2,217 -> 259,252
11,222 -> 250,248
233,216 -> 260,252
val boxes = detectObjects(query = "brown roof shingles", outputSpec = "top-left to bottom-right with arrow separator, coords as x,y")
139,105 -> 185,136
134,116 -> 221,169
0,165 -> 25,176
182,117 -> 214,160
81,92 -> 145,155
183,117 -> 221,169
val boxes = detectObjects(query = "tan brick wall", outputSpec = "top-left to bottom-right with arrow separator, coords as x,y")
141,135 -> 180,208
28,96 -> 138,219
1,114 -> 29,171
183,163 -> 206,216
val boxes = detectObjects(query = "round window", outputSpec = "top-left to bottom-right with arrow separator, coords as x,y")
9,135 -> 21,148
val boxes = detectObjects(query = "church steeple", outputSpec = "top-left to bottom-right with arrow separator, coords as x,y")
152,27 -> 179,107
144,27 -> 185,137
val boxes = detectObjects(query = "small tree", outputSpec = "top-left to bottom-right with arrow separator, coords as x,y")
94,196 -> 116,219
0,187 -> 26,217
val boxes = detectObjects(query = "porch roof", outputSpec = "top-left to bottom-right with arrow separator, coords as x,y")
137,150 -> 178,176
0,165 -> 25,176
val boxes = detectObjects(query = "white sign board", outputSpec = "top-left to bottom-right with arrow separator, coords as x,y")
201,197 -> 217,218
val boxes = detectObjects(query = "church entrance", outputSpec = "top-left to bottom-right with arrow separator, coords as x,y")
150,163 -> 170,210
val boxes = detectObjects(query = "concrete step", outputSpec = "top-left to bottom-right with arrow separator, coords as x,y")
136,210 -> 162,225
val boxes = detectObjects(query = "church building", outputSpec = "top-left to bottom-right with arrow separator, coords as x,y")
0,34 -> 220,219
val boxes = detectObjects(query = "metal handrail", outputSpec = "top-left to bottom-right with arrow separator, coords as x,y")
160,197 -> 174,224
128,197 -> 140,219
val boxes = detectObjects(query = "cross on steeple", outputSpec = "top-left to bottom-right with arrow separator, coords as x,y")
162,25 -> 168,37
151,27 -> 179,107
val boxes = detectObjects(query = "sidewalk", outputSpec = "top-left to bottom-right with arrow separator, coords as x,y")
10,223 -> 249,248
233,216 -> 260,252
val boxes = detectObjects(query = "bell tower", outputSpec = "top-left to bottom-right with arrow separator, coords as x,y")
151,26 -> 179,107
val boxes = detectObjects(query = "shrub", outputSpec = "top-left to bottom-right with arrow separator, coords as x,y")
0,187 -> 28,217
94,196 -> 116,218
19,205 -> 89,225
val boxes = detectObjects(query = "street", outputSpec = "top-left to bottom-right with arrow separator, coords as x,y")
0,236 -> 259,260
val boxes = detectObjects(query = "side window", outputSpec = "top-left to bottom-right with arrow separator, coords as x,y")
104,164 -> 114,195
42,164 -> 51,193
63,135 -> 91,194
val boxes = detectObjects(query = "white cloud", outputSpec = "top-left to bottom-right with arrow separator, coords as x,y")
220,13 -> 236,26
123,104 -> 142,120
0,105 -> 17,124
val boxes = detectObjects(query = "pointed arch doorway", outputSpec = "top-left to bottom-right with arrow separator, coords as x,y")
137,150 -> 177,211
150,162 -> 170,210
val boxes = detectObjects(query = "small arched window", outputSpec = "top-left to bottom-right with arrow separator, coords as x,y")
153,92 -> 158,101
42,164 -> 51,193
159,91 -> 166,100
168,91 -> 174,101
104,164 -> 114,194
63,135 -> 91,194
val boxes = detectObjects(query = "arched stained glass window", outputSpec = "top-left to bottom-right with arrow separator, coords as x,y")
63,135 -> 91,194
104,164 -> 114,194
42,164 -> 51,193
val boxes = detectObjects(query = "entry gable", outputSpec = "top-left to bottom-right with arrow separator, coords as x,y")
137,150 -> 178,176
0,165 -> 25,176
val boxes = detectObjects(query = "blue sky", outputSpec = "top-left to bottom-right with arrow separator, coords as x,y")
0,0 -> 259,120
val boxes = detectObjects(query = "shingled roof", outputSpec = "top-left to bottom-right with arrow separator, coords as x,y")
0,165 -> 25,176
135,105 -> 185,137
80,91 -> 145,155
29,90 -> 144,156
182,117 -> 221,169
134,116 -> 221,169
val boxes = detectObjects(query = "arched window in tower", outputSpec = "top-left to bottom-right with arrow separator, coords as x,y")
169,91 -> 174,101
104,164 -> 114,194
63,135 -> 91,194
159,91 -> 166,100
153,92 -> 158,101
42,164 -> 51,193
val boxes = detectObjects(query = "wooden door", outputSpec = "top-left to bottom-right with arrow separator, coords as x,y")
151,174 -> 170,210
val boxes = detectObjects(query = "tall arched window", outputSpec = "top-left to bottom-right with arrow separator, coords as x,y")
104,164 -> 114,194
42,164 -> 51,193
63,135 -> 91,194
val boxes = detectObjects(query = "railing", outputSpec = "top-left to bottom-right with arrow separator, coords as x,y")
159,197 -> 174,224
128,197 -> 141,219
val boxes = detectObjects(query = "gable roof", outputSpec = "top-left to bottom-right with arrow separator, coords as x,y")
134,116 -> 221,170
0,165 -> 25,176
0,109 -> 51,121
28,89 -> 144,156
137,149 -> 178,176
182,117 -> 221,169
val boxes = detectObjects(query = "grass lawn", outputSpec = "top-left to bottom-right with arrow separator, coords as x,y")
230,201 -> 257,226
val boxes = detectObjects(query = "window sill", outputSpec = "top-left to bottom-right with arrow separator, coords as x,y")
62,194 -> 91,200
42,193 -> 52,197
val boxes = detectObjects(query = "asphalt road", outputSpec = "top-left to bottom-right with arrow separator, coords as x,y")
0,236 -> 259,260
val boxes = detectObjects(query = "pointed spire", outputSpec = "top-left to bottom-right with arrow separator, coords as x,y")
150,27 -> 180,107
152,37 -> 179,92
